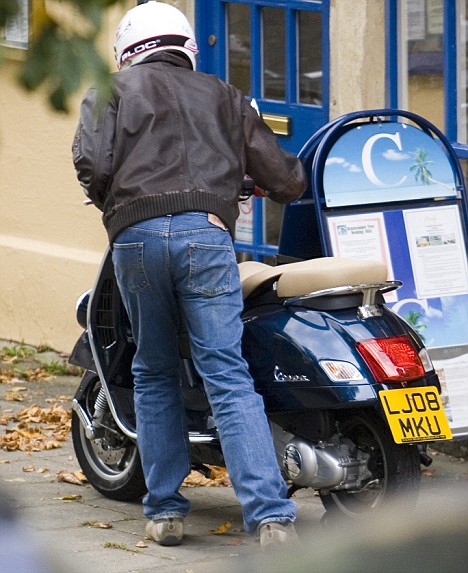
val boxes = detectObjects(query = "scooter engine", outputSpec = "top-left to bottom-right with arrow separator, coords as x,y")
270,422 -> 370,491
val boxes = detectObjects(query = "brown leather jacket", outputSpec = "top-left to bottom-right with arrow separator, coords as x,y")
72,51 -> 306,242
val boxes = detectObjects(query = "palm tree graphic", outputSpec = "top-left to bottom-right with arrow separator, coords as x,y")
409,149 -> 433,185
403,310 -> 427,342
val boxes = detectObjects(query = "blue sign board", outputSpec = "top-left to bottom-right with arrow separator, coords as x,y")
291,110 -> 468,437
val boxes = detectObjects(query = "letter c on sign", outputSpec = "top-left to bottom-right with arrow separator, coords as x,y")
361,132 -> 407,188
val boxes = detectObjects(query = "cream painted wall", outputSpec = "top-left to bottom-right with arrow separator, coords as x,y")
0,58 -> 108,352
329,0 -> 386,119
0,6 -> 127,353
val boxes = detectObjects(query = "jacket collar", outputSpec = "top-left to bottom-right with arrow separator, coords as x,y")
136,51 -> 193,70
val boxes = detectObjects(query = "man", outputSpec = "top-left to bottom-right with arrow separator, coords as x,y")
72,1 -> 306,550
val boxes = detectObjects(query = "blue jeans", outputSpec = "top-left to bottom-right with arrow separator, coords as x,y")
112,212 -> 295,534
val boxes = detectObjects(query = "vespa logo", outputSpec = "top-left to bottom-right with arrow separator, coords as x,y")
274,366 -> 310,382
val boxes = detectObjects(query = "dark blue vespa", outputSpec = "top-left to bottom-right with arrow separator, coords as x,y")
70,109 -> 456,519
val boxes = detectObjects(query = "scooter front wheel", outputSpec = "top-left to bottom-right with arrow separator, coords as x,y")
319,412 -> 420,519
71,376 -> 147,501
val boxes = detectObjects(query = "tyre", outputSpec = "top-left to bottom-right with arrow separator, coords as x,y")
320,412 -> 420,519
71,375 -> 147,501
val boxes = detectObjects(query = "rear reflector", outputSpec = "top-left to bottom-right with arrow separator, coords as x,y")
356,335 -> 425,383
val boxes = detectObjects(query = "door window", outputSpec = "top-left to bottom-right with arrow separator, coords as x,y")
398,0 -> 444,132
227,3 -> 251,95
299,10 -> 323,105
262,8 -> 286,101
458,1 -> 468,145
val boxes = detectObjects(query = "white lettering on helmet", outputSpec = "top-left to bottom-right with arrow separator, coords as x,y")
120,35 -> 194,66
121,40 -> 161,64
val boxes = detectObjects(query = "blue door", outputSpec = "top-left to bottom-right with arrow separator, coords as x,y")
196,0 -> 329,259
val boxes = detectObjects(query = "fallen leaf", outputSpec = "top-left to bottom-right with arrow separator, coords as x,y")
135,541 -> 148,548
183,471 -> 213,487
54,495 -> 82,501
74,469 -> 88,482
221,538 -> 243,546
45,395 -> 71,403
208,466 -> 228,479
0,370 -> 15,383
37,467 -> 49,473
5,391 -> 24,402
56,469 -> 85,485
211,521 -> 232,535
10,386 -> 27,392
22,464 -> 35,472
91,522 -> 113,529
0,459 -> 11,464
421,468 -> 436,478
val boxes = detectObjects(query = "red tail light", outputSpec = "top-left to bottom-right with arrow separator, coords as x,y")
356,335 -> 425,383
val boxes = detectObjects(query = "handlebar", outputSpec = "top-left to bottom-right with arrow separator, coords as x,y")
240,176 -> 266,201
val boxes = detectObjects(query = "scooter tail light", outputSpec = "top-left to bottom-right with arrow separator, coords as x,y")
356,335 -> 425,383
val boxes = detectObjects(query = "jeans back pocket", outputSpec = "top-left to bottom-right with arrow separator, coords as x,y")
187,243 -> 233,297
112,242 -> 150,293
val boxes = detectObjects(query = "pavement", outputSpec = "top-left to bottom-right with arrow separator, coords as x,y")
1,340 -> 468,573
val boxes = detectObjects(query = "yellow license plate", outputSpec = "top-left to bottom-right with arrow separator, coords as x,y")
379,386 -> 452,444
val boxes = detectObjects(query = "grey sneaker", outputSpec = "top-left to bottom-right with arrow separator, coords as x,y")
145,517 -> 184,546
259,522 -> 300,552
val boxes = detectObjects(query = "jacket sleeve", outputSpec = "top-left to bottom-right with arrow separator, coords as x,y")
72,88 -> 117,211
241,97 -> 306,203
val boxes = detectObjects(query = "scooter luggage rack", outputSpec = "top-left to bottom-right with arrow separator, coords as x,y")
284,280 -> 402,318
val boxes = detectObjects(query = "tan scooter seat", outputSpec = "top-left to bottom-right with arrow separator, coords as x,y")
238,257 -> 388,299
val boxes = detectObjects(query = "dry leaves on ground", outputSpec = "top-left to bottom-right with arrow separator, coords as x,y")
21,368 -> 55,382
0,402 -> 71,452
0,370 -> 15,383
182,465 -> 231,488
0,368 -> 54,384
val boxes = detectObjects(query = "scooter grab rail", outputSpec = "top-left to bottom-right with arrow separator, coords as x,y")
284,281 -> 402,319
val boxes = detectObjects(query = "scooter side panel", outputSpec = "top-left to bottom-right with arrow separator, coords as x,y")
242,303 -> 432,413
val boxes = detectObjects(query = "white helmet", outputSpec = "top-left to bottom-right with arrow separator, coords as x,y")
115,1 -> 198,70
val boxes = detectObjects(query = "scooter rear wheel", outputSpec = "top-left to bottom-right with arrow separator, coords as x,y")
71,375 -> 147,501
319,412 -> 420,519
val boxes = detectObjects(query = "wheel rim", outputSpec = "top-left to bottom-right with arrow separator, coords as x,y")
78,421 -> 139,483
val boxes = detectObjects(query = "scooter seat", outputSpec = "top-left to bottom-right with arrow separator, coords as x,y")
238,257 -> 388,299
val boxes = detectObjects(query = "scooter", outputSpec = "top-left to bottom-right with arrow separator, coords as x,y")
69,111 -> 454,520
